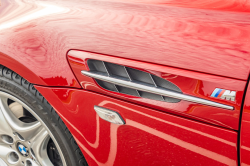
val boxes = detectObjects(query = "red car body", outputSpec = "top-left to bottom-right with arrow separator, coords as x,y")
1,0 -> 250,165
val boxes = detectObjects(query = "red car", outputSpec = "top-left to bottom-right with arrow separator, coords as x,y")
0,0 -> 250,165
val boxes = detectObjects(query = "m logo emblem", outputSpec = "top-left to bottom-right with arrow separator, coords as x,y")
211,88 -> 236,101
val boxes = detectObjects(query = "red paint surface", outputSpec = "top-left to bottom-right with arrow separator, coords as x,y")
68,50 -> 246,130
35,85 -> 238,166
0,0 -> 250,87
240,84 -> 250,165
1,0 -> 250,164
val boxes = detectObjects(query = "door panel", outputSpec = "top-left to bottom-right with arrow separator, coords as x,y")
68,50 -> 246,130
35,86 -> 238,166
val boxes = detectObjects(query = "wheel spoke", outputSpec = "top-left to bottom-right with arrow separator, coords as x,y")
0,145 -> 19,165
0,145 -> 14,159
0,98 -> 42,141
0,158 -> 8,166
30,128 -> 53,166
0,99 -> 13,136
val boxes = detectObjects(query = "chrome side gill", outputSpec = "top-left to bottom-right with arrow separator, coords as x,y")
81,70 -> 234,110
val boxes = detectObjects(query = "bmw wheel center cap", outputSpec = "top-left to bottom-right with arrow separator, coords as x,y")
17,143 -> 29,157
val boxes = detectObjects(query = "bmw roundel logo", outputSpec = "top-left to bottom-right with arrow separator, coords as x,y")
17,143 -> 29,157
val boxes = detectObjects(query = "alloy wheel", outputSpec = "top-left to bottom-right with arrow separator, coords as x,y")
0,91 -> 67,166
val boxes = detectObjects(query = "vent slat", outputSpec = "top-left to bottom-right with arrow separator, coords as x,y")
116,86 -> 140,97
114,84 -> 119,92
87,60 -> 107,74
124,67 -> 132,81
149,74 -> 157,87
151,75 -> 182,93
138,91 -> 164,101
126,68 -> 155,86
160,95 -> 165,101
96,80 -> 118,92
164,96 -> 181,103
87,59 -> 182,103
136,90 -> 141,97
105,62 -> 129,79
102,61 -> 110,76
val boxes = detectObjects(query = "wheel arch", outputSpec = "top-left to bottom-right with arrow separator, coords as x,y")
0,51 -> 45,85
0,63 -> 88,165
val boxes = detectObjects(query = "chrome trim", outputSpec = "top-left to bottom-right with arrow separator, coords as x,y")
82,70 -> 234,110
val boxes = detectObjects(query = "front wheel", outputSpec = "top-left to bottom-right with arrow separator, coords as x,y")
0,65 -> 87,166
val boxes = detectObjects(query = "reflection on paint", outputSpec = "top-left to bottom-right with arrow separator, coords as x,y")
0,2 -> 66,31
64,99 -> 238,165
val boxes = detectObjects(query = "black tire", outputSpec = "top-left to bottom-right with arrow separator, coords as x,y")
0,65 -> 88,166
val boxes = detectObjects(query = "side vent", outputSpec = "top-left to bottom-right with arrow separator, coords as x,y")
86,59 -> 182,103
81,59 -> 234,110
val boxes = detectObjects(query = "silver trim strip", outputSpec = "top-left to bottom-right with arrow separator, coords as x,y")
82,70 -> 234,110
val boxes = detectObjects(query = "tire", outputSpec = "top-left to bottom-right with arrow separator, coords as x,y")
0,65 -> 88,166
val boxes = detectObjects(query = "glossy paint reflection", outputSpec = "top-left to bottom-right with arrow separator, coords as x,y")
0,0 -> 79,87
0,2 -> 67,31
0,0 -> 250,87
99,0 -> 250,12
35,86 -> 238,165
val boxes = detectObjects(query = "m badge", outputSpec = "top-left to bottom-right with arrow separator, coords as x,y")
211,88 -> 236,101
